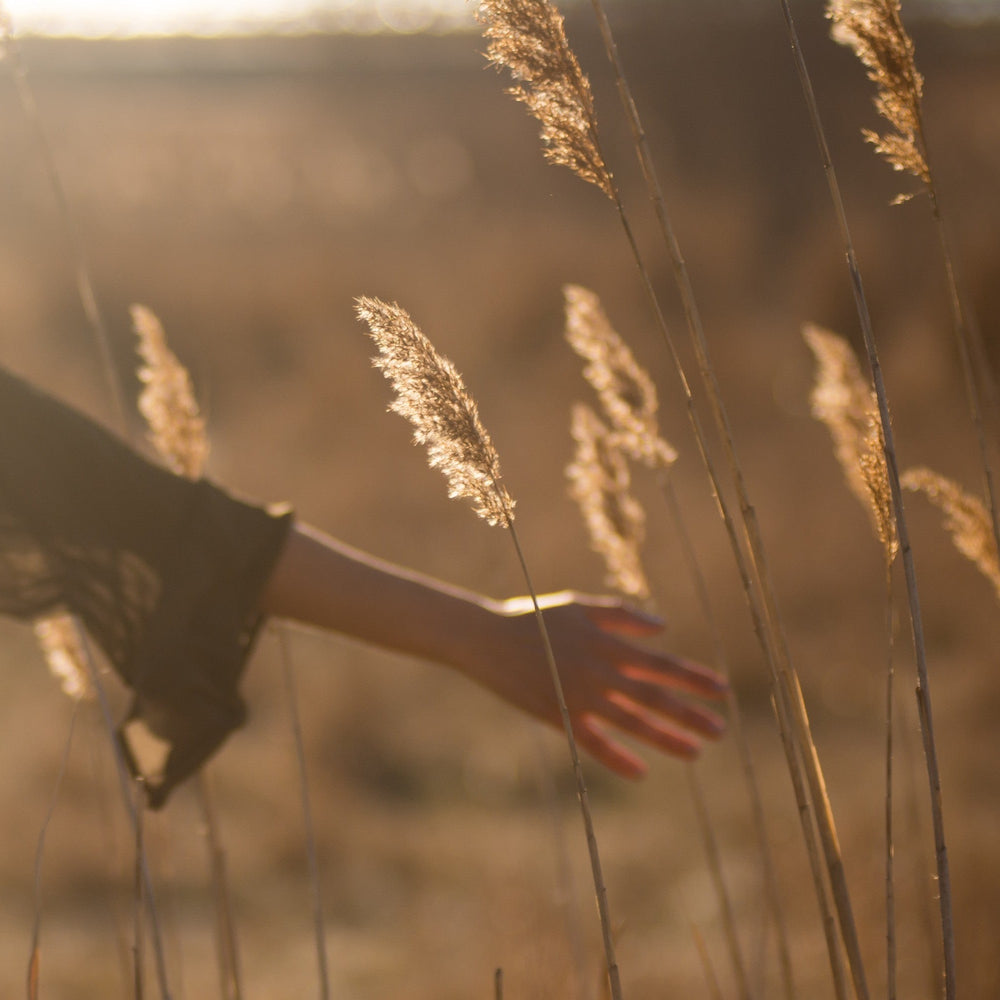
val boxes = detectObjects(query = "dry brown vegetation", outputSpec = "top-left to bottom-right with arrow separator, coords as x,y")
1,6 -> 999,999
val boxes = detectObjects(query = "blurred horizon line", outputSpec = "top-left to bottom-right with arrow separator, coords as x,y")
5,0 -> 998,41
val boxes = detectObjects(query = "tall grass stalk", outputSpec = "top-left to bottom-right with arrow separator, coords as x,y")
134,779 -> 147,1000
882,560 -> 897,1000
0,7 -> 125,428
659,474 -> 794,1000
133,305 -> 245,1000
776,4 -> 955,995
485,2 -> 867,993
27,704 -> 79,1000
804,323 -> 900,1000
692,924 -> 725,1000
82,642 -> 174,1000
828,0 -> 1000,561
277,628 -> 331,1000
194,775 -> 244,1000
562,287 -> 759,1000
357,295 -> 624,1000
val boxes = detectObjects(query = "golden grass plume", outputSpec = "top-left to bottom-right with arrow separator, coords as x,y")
34,612 -> 92,701
902,467 -> 1000,601
804,324 -> 897,559
566,403 -> 649,600
827,0 -> 930,199
564,284 -> 677,471
132,303 -> 208,479
356,296 -> 515,527
477,0 -> 612,198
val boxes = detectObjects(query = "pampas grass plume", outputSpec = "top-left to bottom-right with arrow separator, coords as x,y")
804,324 -> 897,560
566,403 -> 649,600
132,304 -> 208,479
477,0 -> 612,198
827,0 -> 930,200
34,613 -> 91,701
356,296 -> 515,527
903,468 -> 1000,600
564,284 -> 677,471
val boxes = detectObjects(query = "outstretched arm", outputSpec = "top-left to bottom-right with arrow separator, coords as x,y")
261,522 -> 728,778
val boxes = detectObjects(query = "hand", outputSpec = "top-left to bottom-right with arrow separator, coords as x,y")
468,591 -> 729,778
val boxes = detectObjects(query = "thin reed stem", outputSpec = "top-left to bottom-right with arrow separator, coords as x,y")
494,967 -> 504,1000
686,766 -> 752,1000
277,628 -> 331,1000
81,638 -> 174,1000
502,508 -> 623,1000
0,10 -> 125,427
28,703 -> 80,1000
883,560 -> 896,1000
660,475 -> 794,1000
581,5 -> 868,994
134,778 -> 146,1000
776,5 -> 955,996
195,773 -> 244,1000
692,924 -> 725,1000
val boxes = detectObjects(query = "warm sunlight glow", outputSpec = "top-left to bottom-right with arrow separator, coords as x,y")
5,0 -> 476,37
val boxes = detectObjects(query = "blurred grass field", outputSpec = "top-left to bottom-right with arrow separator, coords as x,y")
1,6 -> 999,998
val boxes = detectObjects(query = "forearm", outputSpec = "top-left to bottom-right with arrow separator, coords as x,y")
260,521 -> 501,670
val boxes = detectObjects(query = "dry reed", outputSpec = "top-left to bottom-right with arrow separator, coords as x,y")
563,284 -> 676,471
132,304 -> 209,479
903,468 -> 1000,601
356,297 -> 514,527
803,324 -> 897,562
477,0 -> 612,199
536,5 -> 866,997
566,403 -> 649,601
356,294 -> 624,1000
774,2 -> 955,994
34,613 -> 93,702
827,0 -> 929,199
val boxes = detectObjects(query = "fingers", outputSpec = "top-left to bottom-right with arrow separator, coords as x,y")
619,651 -> 729,700
575,716 -> 649,779
602,692 -> 703,759
614,679 -> 726,738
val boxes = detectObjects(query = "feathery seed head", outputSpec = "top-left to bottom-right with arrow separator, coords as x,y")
827,0 -> 929,199
132,304 -> 208,479
356,297 -> 515,528
477,0 -> 613,198
804,324 -> 897,559
566,403 -> 649,600
35,613 -> 92,701
903,468 -> 1000,601
564,284 -> 676,470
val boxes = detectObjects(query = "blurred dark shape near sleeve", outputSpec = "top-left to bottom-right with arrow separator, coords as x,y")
0,366 -> 293,807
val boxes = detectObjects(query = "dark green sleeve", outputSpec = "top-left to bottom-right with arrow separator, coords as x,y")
0,367 -> 293,807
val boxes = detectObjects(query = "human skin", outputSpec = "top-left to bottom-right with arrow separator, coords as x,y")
260,521 -> 728,778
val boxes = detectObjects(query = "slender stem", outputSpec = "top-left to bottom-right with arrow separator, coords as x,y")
692,924 -> 725,1000
277,627 -> 331,1000
0,13 -> 126,428
502,506 -> 623,1000
134,778 -> 146,1000
28,703 -> 80,1000
80,632 -> 174,1000
585,4 -> 866,993
195,773 -> 244,1000
661,474 -> 796,1000
686,765 -> 753,1000
776,5 -> 954,997
884,559 -> 896,1000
